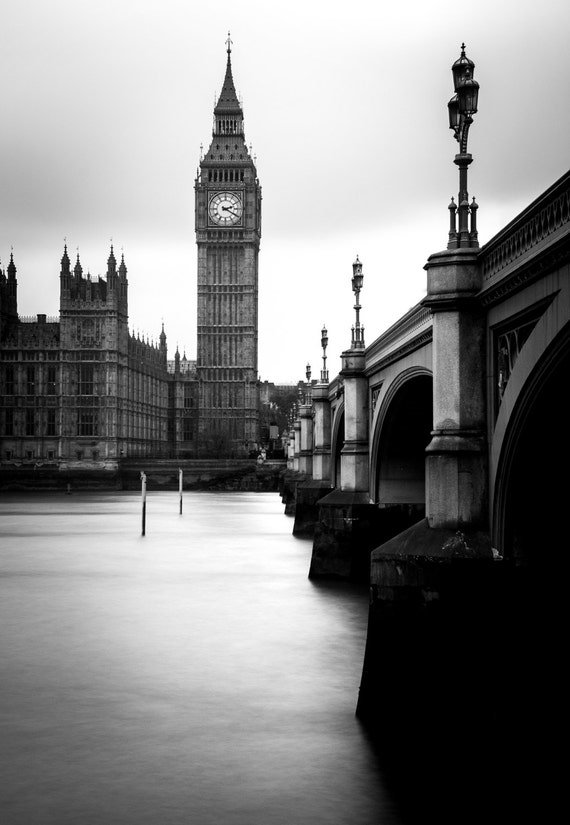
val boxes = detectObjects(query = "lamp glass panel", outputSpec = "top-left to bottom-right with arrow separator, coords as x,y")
448,96 -> 460,129
459,80 -> 479,115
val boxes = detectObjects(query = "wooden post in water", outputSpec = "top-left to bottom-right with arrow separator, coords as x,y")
141,471 -> 147,536
179,467 -> 183,515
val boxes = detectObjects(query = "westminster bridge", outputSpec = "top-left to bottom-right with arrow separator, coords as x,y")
282,163 -> 569,808
285,168 -> 569,577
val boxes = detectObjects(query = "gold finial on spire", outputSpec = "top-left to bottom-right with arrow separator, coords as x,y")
226,31 -> 232,54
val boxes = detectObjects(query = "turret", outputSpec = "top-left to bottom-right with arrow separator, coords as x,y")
74,251 -> 83,280
59,243 -> 71,300
107,243 -> 117,289
118,252 -> 128,305
6,252 -> 18,302
6,251 -> 17,308
0,251 -> 18,333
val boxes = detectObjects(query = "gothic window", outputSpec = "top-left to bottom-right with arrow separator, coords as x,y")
183,417 -> 194,440
78,411 -> 97,436
5,409 -> 14,436
5,366 -> 14,394
26,408 -> 35,436
46,410 -> 56,436
26,366 -> 35,395
47,366 -> 57,395
78,364 -> 94,395
183,385 -> 194,408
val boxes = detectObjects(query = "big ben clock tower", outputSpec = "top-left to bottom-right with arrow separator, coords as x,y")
195,35 -> 262,455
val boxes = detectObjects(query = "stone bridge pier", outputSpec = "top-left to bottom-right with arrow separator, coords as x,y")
292,380 -> 333,536
308,341 -> 385,580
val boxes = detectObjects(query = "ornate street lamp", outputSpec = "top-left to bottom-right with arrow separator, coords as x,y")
305,362 -> 312,402
447,44 -> 480,249
351,256 -> 365,349
320,325 -> 329,383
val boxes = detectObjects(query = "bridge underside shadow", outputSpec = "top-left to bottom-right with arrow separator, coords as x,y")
309,374 -> 431,583
355,337 -> 569,824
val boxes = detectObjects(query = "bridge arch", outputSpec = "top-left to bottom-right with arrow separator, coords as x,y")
369,368 -> 433,509
330,403 -> 345,489
493,322 -> 570,566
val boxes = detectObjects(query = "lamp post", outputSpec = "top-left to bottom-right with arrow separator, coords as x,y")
351,256 -> 365,349
320,325 -> 329,383
447,43 -> 480,249
305,363 -> 312,403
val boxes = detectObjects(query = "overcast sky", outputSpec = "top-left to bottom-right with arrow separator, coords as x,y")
2,0 -> 569,382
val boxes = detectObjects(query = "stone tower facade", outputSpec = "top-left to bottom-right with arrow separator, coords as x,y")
194,38 -> 262,455
59,244 -> 130,460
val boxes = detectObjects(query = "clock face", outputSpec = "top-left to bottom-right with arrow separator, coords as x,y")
208,192 -> 243,226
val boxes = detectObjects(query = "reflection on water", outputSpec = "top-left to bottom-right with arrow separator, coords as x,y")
0,491 -> 406,825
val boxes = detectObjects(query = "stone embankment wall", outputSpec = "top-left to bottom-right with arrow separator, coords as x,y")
0,460 -> 285,492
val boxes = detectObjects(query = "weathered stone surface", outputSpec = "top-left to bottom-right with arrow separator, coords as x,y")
292,480 -> 332,536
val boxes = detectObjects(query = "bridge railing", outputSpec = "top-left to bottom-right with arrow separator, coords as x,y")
480,169 -> 570,284
365,303 -> 432,371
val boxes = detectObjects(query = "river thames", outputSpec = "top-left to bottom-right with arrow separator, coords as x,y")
0,490 -> 416,825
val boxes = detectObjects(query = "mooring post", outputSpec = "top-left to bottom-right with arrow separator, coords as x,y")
141,471 -> 147,536
179,467 -> 183,515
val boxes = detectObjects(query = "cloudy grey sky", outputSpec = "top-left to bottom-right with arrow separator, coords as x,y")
2,0 -> 569,382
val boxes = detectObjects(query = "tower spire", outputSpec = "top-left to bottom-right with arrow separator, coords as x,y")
214,33 -> 242,117
74,251 -> 83,279
7,250 -> 16,280
60,242 -> 70,276
119,251 -> 127,278
107,242 -> 117,276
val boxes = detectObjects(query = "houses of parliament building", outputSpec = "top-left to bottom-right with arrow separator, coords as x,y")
0,40 -> 268,466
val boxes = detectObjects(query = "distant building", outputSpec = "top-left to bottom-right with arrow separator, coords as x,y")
0,246 -> 199,463
0,40 -> 278,465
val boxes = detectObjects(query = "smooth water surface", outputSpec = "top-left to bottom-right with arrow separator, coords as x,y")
0,491 -> 406,825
